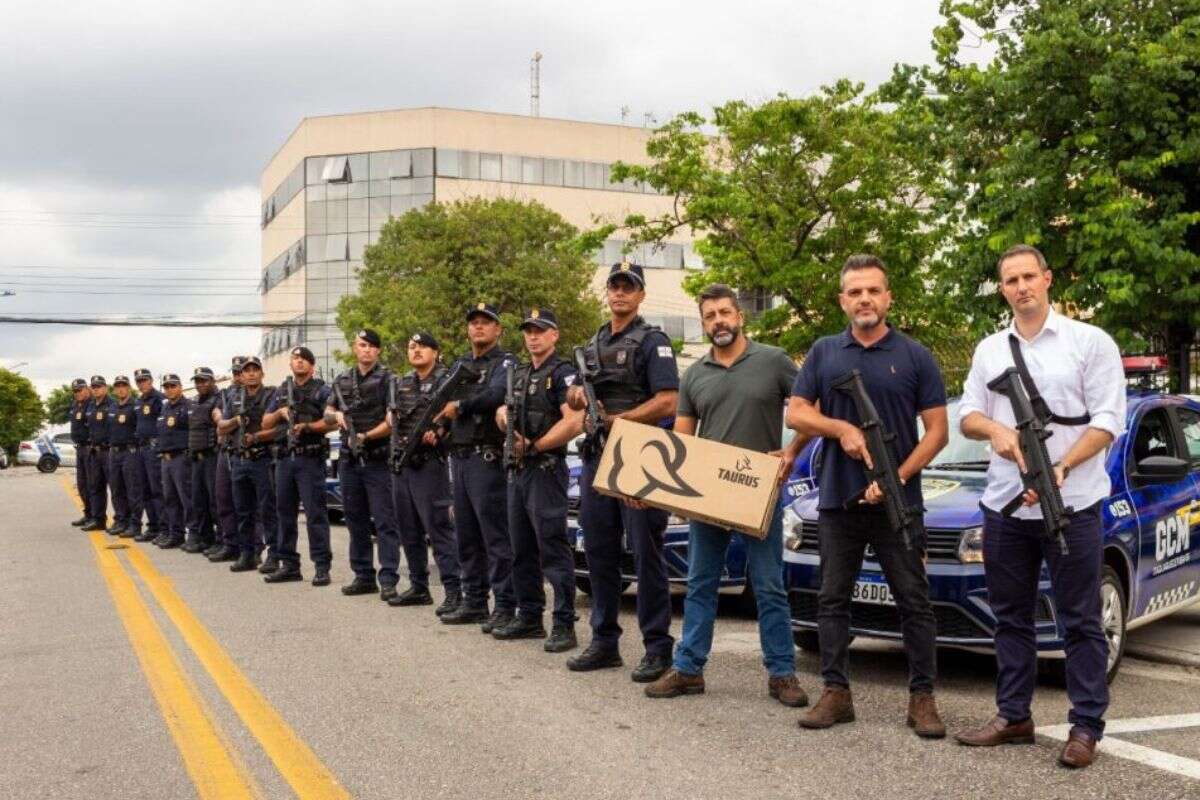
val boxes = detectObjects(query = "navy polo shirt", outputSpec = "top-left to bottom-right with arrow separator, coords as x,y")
792,325 -> 946,511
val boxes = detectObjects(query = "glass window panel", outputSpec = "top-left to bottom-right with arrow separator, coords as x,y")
368,179 -> 389,197
480,153 -> 501,181
391,195 -> 413,216
307,260 -> 329,280
347,198 -> 368,232
411,176 -> 434,195
369,151 -> 392,181
683,244 -> 704,269
684,317 -> 702,342
564,160 -> 583,187
347,154 -> 367,183
390,150 -> 412,179
584,162 -> 605,189
348,232 -> 369,261
305,235 -> 325,262
325,234 -> 347,262
306,157 -> 324,185
543,158 -> 563,186
459,151 -> 480,179
501,154 -> 521,182
326,182 -> 348,201
367,230 -> 380,246
602,239 -> 623,265
521,157 -> 544,184
436,148 -> 460,177
369,197 -> 391,230
306,183 -> 326,201
326,200 -> 348,233
391,178 -> 413,196
287,164 -> 304,199
412,194 -> 434,210
306,201 -> 326,236
663,243 -> 684,268
348,180 -> 368,199
412,148 -> 433,178
321,155 -> 348,182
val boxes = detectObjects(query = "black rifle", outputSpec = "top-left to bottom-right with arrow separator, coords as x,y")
503,361 -> 523,476
332,381 -> 364,465
986,367 -> 1072,555
833,369 -> 921,550
234,385 -> 248,456
573,346 -> 607,455
391,361 -> 480,471
285,378 -> 300,451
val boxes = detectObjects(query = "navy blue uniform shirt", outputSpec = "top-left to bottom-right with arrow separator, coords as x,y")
86,396 -> 116,445
792,325 -> 946,511
70,400 -> 91,445
108,398 -> 139,446
136,389 -> 164,440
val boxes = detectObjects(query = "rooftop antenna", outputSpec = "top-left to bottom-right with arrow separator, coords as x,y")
642,111 -> 657,128
620,106 -> 630,124
530,52 -> 542,117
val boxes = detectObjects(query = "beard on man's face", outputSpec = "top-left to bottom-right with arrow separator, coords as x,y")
706,323 -> 740,347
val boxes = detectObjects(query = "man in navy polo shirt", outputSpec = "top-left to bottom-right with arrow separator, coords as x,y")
787,254 -> 949,737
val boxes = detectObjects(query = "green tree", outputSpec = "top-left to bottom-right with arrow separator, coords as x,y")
888,0 -> 1200,376
0,369 -> 45,454
605,81 -> 968,356
44,383 -> 74,426
338,197 -> 604,367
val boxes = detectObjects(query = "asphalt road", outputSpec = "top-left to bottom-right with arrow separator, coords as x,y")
2,465 -> 1199,800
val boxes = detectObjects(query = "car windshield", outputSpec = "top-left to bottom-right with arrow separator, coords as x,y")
925,400 -> 991,471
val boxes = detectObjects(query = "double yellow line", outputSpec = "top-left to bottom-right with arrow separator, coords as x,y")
66,478 -> 350,799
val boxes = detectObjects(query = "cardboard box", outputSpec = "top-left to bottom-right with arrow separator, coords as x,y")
592,419 -> 783,539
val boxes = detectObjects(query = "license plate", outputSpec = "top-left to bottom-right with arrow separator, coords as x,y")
852,577 -> 894,606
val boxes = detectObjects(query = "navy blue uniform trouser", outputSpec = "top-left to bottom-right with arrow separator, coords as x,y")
231,455 -> 276,557
161,454 -> 193,539
509,460 -> 575,626
108,448 -> 144,533
86,447 -> 111,523
215,450 -> 237,545
340,455 -> 400,586
451,452 -> 514,611
74,446 -> 91,518
275,453 -> 333,569
579,453 -> 673,658
982,502 -> 1109,739
392,457 -> 460,592
136,444 -> 164,531
189,451 -> 218,545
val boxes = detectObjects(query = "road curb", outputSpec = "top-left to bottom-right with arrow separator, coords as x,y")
1126,643 -> 1200,669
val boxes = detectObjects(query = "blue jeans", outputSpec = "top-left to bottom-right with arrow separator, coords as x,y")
674,506 -> 795,678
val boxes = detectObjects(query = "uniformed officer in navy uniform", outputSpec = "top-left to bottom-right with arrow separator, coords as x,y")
386,331 -> 462,613
184,367 -> 222,554
565,262 -> 680,682
81,376 -> 115,532
216,356 -> 278,573
132,368 -> 166,542
156,374 -> 192,549
260,346 -> 334,586
209,356 -> 246,562
323,329 -> 401,599
68,379 -> 95,528
105,375 -> 143,538
494,308 -> 583,652
436,304 -> 517,631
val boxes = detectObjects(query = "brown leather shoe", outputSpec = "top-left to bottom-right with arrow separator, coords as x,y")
798,686 -> 854,729
1058,728 -> 1097,768
644,669 -> 705,699
768,675 -> 809,708
907,692 -> 946,739
954,715 -> 1035,746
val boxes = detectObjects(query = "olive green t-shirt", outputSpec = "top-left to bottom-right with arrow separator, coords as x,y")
677,339 -> 797,453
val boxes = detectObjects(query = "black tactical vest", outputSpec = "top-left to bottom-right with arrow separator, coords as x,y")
283,376 -> 329,447
240,386 -> 275,436
584,317 -> 660,414
334,365 -> 390,445
70,401 -> 91,445
187,391 -> 220,452
513,357 -> 567,456
390,366 -> 446,453
449,348 -> 509,448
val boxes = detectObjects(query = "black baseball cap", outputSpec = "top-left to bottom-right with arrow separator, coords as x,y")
192,367 -> 215,381
161,373 -> 182,386
71,378 -> 88,390
466,302 -> 501,323
290,346 -> 315,364
231,356 -> 246,373
241,356 -> 263,370
133,368 -> 152,382
409,331 -> 440,350
113,375 -> 131,386
606,261 -> 645,289
89,375 -> 107,387
520,308 -> 559,331
355,328 -> 382,348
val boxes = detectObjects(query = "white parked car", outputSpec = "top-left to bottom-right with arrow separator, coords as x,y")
16,433 -> 76,472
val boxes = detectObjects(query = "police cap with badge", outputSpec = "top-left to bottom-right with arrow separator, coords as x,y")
89,375 -> 107,388
113,374 -> 131,387
356,328 -> 382,348
133,368 -> 153,383
161,373 -> 181,387
466,302 -> 501,323
71,378 -> 88,391
606,260 -> 646,289
290,346 -> 315,364
520,307 -> 559,331
231,356 -> 247,374
192,367 -> 215,382
409,331 -> 440,351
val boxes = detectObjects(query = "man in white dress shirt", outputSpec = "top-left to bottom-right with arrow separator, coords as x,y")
954,244 -> 1125,770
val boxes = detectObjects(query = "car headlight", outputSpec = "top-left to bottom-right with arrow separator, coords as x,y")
957,527 -> 984,563
782,507 -> 803,552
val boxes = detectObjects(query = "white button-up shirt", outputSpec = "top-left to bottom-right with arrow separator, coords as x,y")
958,308 -> 1126,519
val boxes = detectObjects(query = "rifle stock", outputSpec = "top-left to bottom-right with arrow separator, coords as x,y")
503,361 -> 522,475
285,378 -> 299,451
332,382 -> 363,464
573,346 -> 606,455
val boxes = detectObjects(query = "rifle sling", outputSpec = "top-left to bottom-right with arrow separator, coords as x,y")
1007,335 -> 1091,427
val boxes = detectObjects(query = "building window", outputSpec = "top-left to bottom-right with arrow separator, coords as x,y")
321,156 -> 350,183
543,158 -> 563,186
459,151 -> 480,179
480,153 -> 502,181
564,160 -> 584,188
521,157 -> 544,184
412,148 -> 434,178
436,149 -> 460,177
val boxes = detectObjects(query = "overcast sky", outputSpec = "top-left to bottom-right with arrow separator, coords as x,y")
0,0 -> 949,399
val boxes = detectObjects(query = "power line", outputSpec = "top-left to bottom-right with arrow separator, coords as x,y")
0,209 -> 261,218
0,315 -> 340,329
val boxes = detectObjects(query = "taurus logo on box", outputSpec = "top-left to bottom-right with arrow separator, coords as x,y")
718,455 -> 760,488
604,429 -> 702,499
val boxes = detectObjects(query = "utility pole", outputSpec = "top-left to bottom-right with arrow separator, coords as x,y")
530,52 -> 542,117
620,106 -> 630,124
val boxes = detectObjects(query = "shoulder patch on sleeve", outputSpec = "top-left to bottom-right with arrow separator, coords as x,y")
657,345 -> 674,358
563,374 -> 576,386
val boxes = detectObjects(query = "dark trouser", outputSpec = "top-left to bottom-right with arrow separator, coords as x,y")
392,456 -> 460,592
340,454 -> 400,586
161,454 -> 193,539
74,446 -> 92,518
983,503 -> 1108,738
137,444 -> 164,531
817,508 -> 936,693
109,448 -> 143,532
86,447 -> 111,523
215,450 -> 237,545
509,460 -> 575,626
578,454 -> 673,658
276,453 -> 332,569
189,451 -> 218,546
451,451 -> 514,611
231,455 -> 276,557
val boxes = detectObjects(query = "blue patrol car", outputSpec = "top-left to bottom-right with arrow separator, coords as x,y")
783,379 -> 1200,682
570,429 -> 821,605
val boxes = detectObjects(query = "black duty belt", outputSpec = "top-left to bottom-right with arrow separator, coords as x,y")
160,450 -> 185,460
285,444 -> 329,459
136,438 -> 157,448
89,444 -> 110,453
234,446 -> 270,461
110,443 -> 137,452
518,453 -> 564,471
451,445 -> 502,462
189,448 -> 216,461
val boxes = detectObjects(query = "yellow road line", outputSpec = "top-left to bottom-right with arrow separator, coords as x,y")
124,545 -> 352,800
87,533 -> 258,799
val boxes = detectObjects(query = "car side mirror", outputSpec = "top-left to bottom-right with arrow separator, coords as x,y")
1133,455 -> 1190,487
